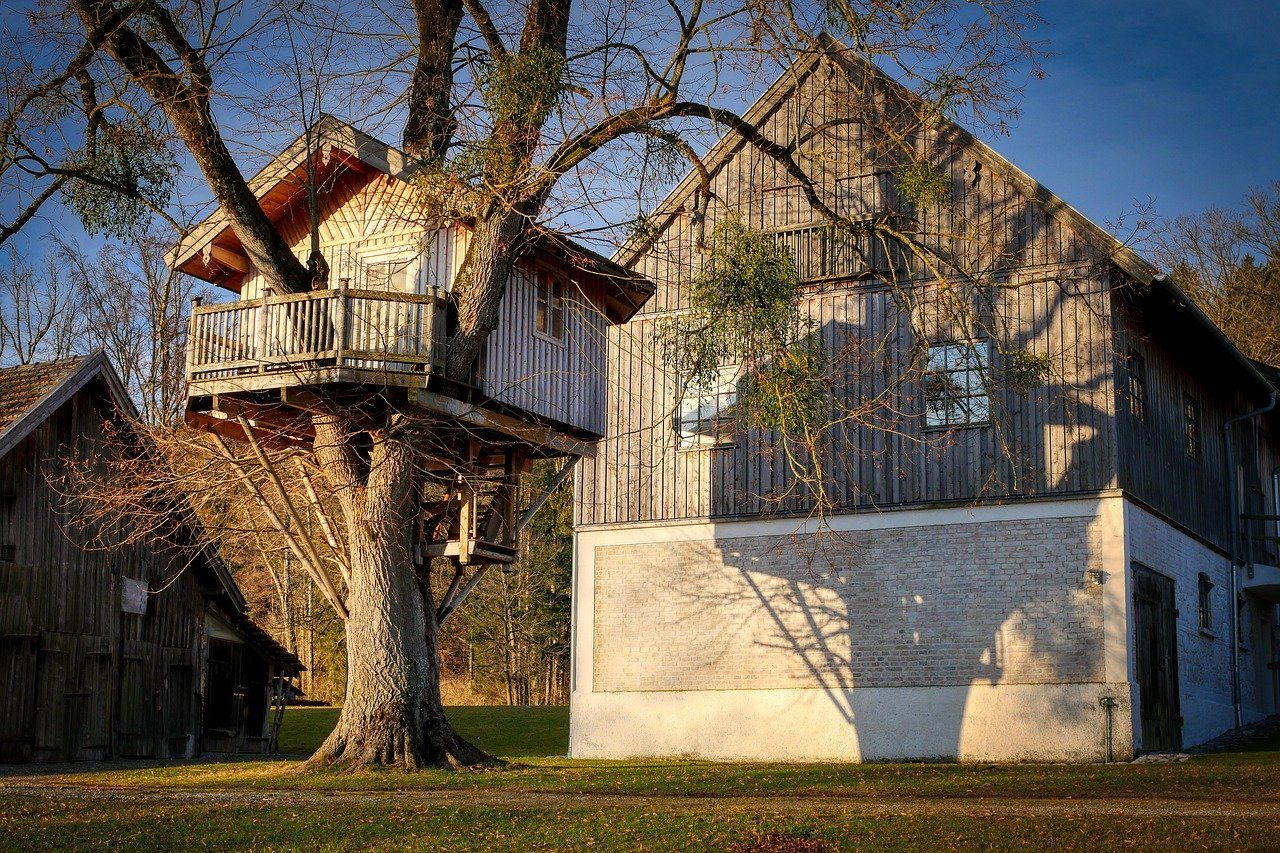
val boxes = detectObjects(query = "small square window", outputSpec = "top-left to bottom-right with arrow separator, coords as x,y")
1184,393 -> 1201,459
365,259 -> 412,291
676,365 -> 739,449
536,273 -> 566,341
1198,573 -> 1214,632
923,341 -> 990,429
1125,349 -> 1148,421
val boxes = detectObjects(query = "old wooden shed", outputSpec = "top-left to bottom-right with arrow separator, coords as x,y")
0,353 -> 302,762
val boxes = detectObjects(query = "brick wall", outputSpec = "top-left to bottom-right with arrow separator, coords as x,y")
593,516 -> 1107,693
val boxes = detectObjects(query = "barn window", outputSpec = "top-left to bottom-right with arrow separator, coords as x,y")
676,364 -> 739,449
923,341 -> 990,429
535,272 -> 566,341
1124,349 -> 1148,421
1184,393 -> 1201,459
1198,573 -> 1214,633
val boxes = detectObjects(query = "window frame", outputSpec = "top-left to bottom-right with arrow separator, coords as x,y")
534,271 -> 567,343
1124,348 -> 1148,422
1198,572 -> 1214,634
674,364 -> 740,451
1184,392 -> 1201,459
922,339 -> 992,430
359,250 -> 418,293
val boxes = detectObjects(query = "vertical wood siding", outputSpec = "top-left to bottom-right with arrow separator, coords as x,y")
233,168 -> 611,436
578,59 -> 1120,526
0,386 -> 205,761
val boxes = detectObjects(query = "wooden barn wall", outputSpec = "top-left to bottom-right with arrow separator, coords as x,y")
577,60 -> 1120,526
0,386 -> 205,762
1112,288 -> 1273,551
482,268 -> 611,436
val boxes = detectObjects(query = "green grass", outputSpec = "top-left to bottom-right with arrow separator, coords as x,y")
277,705 -> 569,758
8,707 -> 1280,850
1,797 -> 1274,851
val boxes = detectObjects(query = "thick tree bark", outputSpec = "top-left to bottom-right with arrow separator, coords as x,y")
446,208 -> 529,382
306,416 -> 494,770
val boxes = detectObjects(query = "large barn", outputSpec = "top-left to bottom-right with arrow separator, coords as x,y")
570,40 -> 1280,762
0,353 -> 302,762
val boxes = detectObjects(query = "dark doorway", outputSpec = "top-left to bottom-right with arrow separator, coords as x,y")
1133,563 -> 1182,751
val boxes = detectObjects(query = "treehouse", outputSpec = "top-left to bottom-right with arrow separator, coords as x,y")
173,118 -> 652,567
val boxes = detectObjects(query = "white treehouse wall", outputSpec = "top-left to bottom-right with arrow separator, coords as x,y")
481,269 -> 611,436
238,170 -> 464,299
226,165 -> 611,437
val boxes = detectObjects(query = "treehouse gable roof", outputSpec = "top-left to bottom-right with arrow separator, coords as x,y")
170,116 -> 652,323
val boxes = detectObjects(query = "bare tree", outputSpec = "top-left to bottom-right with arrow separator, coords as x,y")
1151,181 -> 1280,367
55,232 -> 211,424
0,246 -> 83,365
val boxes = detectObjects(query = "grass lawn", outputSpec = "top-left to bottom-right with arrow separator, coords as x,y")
277,705 -> 568,758
5,706 -> 1280,850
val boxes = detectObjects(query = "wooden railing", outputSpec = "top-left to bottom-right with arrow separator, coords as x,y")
186,287 -> 448,382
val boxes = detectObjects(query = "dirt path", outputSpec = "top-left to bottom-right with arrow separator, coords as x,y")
2,781 -> 1276,820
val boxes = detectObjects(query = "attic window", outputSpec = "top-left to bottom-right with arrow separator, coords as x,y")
365,259 -> 412,291
535,272 -> 566,341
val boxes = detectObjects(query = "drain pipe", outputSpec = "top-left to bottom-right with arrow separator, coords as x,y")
1225,390 -> 1278,729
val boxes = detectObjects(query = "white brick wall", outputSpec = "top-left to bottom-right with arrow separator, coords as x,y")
593,518 -> 1106,693
573,497 -> 1135,762
1123,502 -> 1277,748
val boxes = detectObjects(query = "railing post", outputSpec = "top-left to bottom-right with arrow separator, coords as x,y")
258,288 -> 272,372
335,279 -> 348,366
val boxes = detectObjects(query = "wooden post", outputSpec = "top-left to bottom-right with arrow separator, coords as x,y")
457,482 -> 474,565
334,279 -> 348,366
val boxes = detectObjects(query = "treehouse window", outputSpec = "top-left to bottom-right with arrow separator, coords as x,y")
1184,393 -> 1201,459
364,258 -> 413,292
536,273 -> 566,341
923,341 -> 990,429
1125,349 -> 1148,422
676,364 -> 740,449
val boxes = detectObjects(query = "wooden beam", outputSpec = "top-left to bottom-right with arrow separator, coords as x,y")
408,388 -> 596,458
209,244 -> 250,274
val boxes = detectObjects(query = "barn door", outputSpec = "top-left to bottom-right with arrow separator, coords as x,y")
1133,564 -> 1182,751
0,635 -> 39,761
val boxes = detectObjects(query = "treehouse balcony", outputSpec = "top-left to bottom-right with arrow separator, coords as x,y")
186,286 -> 447,395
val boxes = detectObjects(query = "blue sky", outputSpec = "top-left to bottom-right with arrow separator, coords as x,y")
980,0 -> 1280,229
6,0 -> 1278,256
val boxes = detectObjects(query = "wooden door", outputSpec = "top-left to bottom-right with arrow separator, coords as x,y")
0,635 -> 39,761
1133,563 -> 1182,751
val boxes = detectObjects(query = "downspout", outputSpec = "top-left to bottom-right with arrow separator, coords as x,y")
1224,391 -> 1277,728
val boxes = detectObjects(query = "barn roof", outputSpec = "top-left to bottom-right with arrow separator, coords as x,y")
617,35 -> 1274,394
0,353 -> 301,670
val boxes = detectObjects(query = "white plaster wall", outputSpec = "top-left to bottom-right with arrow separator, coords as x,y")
1123,501 -> 1275,748
572,496 -> 1135,763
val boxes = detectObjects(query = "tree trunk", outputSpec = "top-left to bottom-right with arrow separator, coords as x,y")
306,419 -> 495,771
